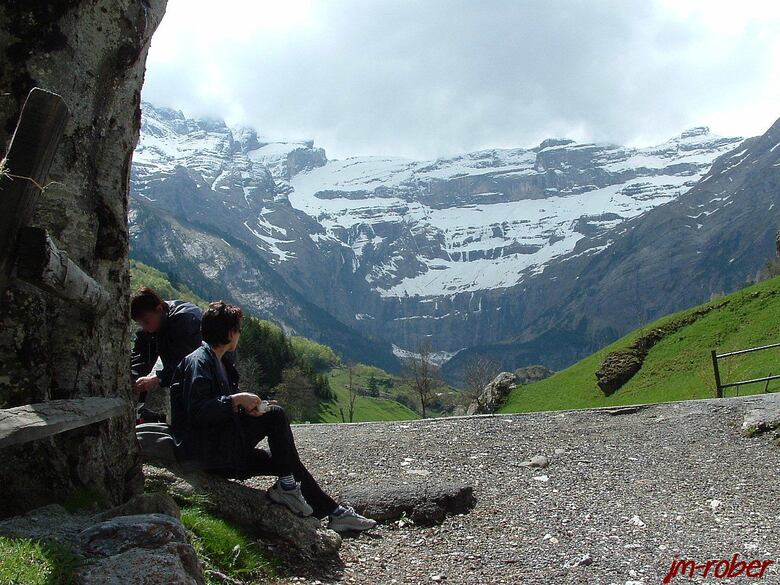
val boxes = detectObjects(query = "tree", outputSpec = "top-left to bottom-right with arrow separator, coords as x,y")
405,339 -> 440,418
239,317 -> 295,388
463,355 -> 500,408
0,2 -> 166,515
341,362 -> 359,423
274,367 -> 320,423
236,357 -> 266,396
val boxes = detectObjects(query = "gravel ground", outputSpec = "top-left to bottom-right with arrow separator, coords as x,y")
268,395 -> 780,584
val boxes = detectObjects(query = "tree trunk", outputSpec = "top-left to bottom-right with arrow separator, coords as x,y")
0,0 -> 167,517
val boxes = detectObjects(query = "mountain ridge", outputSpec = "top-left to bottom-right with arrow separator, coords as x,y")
130,102 -> 778,379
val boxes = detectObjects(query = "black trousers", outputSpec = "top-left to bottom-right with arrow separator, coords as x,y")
229,406 -> 338,519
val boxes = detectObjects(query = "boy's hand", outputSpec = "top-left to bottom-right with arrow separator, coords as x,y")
134,374 -> 160,395
230,392 -> 262,413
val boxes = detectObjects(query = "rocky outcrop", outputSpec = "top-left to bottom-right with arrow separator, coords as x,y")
0,501 -> 204,585
513,364 -> 555,385
341,482 -> 475,526
0,1 -> 167,516
144,464 -> 342,558
466,371 -> 517,415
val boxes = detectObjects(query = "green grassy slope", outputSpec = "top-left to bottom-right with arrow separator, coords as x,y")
501,276 -> 780,413
318,364 -> 420,422
130,259 -> 208,307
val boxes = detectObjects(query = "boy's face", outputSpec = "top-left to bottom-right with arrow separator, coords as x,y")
228,328 -> 241,351
135,305 -> 165,334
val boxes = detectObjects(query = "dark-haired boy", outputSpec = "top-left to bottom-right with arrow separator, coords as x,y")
130,287 -> 204,422
170,301 -> 376,533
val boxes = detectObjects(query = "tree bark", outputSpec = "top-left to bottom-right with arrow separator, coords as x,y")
0,0 -> 167,517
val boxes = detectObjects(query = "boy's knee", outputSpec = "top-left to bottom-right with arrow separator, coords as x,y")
266,405 -> 288,423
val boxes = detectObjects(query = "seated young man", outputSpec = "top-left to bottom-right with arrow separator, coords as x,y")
169,301 -> 376,533
131,287 -> 204,423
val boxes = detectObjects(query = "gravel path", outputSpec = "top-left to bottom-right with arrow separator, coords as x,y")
271,395 -> 780,584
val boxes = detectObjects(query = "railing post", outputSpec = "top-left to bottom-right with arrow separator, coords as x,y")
711,349 -> 723,398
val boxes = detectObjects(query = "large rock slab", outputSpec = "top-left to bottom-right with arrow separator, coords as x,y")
144,464 -> 341,557
341,482 -> 476,526
0,504 -> 89,548
77,542 -> 204,585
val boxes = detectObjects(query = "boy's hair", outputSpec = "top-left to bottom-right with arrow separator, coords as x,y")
130,287 -> 165,320
202,301 -> 243,346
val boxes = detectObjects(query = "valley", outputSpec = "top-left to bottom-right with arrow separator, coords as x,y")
130,106 -> 780,382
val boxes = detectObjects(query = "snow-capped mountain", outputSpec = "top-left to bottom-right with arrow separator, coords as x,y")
287,128 -> 741,297
130,103 -> 779,377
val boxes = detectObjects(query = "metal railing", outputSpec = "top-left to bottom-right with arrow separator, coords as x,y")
711,342 -> 780,398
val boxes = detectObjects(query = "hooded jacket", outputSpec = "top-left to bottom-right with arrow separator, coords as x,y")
131,300 -> 203,388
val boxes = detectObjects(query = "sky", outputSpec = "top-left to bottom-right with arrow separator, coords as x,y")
143,0 -> 780,160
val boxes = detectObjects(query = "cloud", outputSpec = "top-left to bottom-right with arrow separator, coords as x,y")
143,0 -> 780,159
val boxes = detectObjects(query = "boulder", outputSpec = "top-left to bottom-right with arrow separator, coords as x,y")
77,542 -> 204,585
79,513 -> 188,558
144,464 -> 341,557
467,372 -> 517,415
0,504 -> 205,585
595,347 -> 644,396
341,482 -> 476,526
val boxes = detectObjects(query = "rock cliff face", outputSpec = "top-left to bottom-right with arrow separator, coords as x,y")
0,0 -> 167,516
445,116 -> 780,378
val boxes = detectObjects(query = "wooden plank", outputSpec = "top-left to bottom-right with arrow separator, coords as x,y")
0,398 -> 126,449
0,88 -> 69,290
15,226 -> 111,314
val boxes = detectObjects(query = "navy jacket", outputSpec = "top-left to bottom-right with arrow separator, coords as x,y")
169,343 -> 245,473
131,300 -> 203,388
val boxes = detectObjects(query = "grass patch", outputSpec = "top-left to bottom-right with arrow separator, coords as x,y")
501,276 -> 780,413
180,506 -> 276,584
0,536 -> 82,585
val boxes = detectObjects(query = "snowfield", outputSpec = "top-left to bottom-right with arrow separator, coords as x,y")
288,129 -> 742,297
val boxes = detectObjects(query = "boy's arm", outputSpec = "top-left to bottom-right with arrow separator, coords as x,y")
182,361 -> 234,426
130,329 -> 158,383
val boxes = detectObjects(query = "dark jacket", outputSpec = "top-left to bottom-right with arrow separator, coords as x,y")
131,300 -> 204,388
169,343 -> 245,474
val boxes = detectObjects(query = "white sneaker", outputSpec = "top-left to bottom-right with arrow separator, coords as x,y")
268,481 -> 313,517
328,506 -> 377,533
